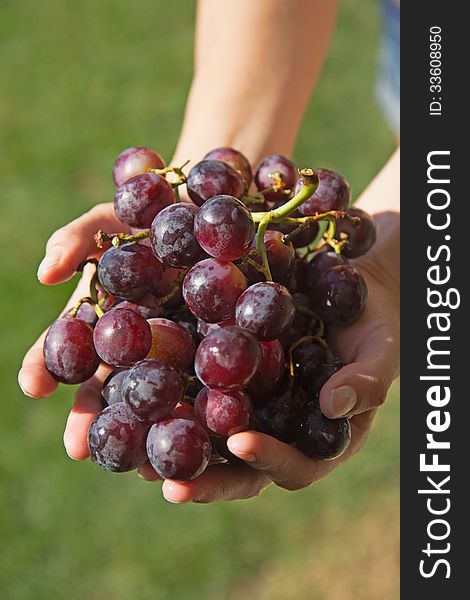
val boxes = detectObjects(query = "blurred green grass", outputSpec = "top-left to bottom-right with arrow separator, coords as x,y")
0,1 -> 398,599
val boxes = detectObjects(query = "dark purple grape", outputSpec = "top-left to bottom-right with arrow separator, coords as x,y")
248,339 -> 285,400
146,418 -> 211,481
147,318 -> 196,371
292,340 -> 327,394
88,403 -> 150,472
295,405 -> 351,459
122,359 -> 183,421
114,172 -> 174,228
307,249 -> 349,289
254,155 -> 297,205
186,160 -> 245,206
298,168 -> 350,216
278,311 -> 311,351
313,265 -> 367,325
195,325 -> 261,390
311,360 -> 344,395
235,282 -> 295,341
182,258 -> 247,323
293,258 -> 310,292
150,202 -> 206,268
335,206 -> 376,258
64,302 -> 98,328
97,243 -> 162,300
194,387 -> 254,437
93,308 -> 152,367
204,147 -> 252,187
43,317 -> 100,384
113,146 -> 165,187
264,231 -> 296,284
113,298 -> 165,320
101,369 -> 128,406
194,195 -> 255,261
210,436 -> 244,465
254,384 -> 306,443
270,217 -> 319,248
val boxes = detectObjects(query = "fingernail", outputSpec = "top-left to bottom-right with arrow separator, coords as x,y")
162,482 -> 185,504
227,439 -> 256,462
17,373 -> 36,398
327,385 -> 357,417
37,248 -> 62,279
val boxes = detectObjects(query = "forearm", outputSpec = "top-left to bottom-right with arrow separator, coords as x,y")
173,0 -> 337,166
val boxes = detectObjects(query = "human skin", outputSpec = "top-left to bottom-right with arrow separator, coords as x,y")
18,0 -> 400,502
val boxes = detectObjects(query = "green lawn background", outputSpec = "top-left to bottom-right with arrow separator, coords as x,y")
0,1 -> 399,599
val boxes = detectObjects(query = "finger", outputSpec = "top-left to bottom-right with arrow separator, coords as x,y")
137,461 -> 162,482
63,366 -> 110,460
161,463 -> 271,504
227,413 -> 376,491
37,203 -> 125,285
18,264 -> 97,399
319,330 -> 399,418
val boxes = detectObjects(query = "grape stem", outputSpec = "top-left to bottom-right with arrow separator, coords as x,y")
69,297 -> 104,319
252,168 -> 319,281
148,159 -> 190,188
94,229 -> 150,249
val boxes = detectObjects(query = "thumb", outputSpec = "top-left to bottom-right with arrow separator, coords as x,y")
319,344 -> 399,419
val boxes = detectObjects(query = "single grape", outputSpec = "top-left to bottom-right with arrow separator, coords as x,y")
150,202 -> 206,268
43,317 -> 100,384
88,403 -> 151,472
204,147 -> 252,186
64,302 -> 98,328
298,168 -> 351,216
194,387 -> 254,437
97,243 -> 162,300
269,217 -> 319,248
114,172 -> 174,228
196,318 -> 235,339
113,298 -> 165,320
248,339 -> 285,400
311,360 -> 344,396
254,155 -> 297,205
292,340 -> 327,394
295,405 -> 351,459
113,147 -> 165,187
335,206 -> 376,258
122,359 -> 183,421
186,160 -> 245,206
195,325 -> 261,390
292,257 -> 310,292
182,258 -> 247,323
101,368 -> 128,406
254,384 -> 307,443
146,418 -> 211,481
235,282 -> 295,341
147,318 -> 196,371
194,195 -> 255,261
307,249 -> 349,289
312,265 -> 368,325
240,230 -> 295,286
93,308 -> 152,367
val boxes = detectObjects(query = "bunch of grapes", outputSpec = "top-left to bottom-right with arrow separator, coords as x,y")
43,145 -> 376,482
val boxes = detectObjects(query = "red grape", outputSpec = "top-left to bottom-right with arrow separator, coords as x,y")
195,325 -> 260,390
169,401 -> 199,422
307,249 -> 348,289
182,258 -> 247,323
122,359 -> 183,421
270,217 -> 319,248
298,168 -> 350,216
112,146 -> 165,187
114,172 -> 174,228
146,418 -> 211,481
147,318 -> 196,371
43,317 -> 100,384
194,195 -> 255,261
294,405 -> 351,459
64,302 -> 98,328
235,282 -> 295,341
97,243 -> 162,300
248,339 -> 285,400
335,206 -> 376,258
254,155 -> 297,205
313,264 -> 368,325
196,318 -> 234,339
88,403 -> 150,472
93,308 -> 152,367
194,387 -> 253,436
101,368 -> 128,406
113,298 -> 165,320
186,160 -> 245,206
240,230 -> 295,286
204,147 -> 252,187
150,202 -> 206,268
